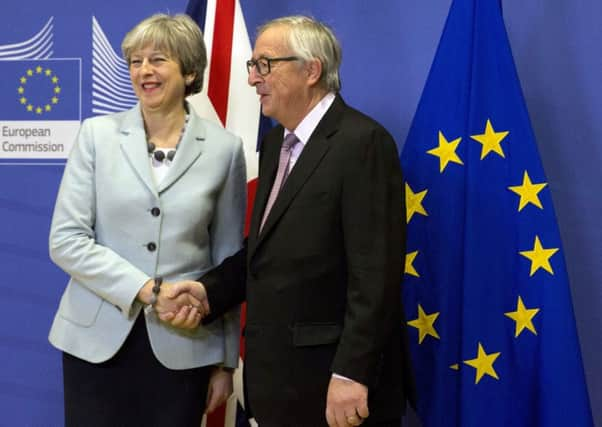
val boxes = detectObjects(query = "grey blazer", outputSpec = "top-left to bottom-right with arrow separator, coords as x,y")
48,103 -> 246,369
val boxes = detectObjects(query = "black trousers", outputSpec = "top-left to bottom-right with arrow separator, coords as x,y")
63,314 -> 210,427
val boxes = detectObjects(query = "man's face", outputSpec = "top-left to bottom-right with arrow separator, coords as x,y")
248,26 -> 308,128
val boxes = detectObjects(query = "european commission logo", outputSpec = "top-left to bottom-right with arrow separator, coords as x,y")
0,17 -> 81,162
0,15 -> 139,163
2,59 -> 80,120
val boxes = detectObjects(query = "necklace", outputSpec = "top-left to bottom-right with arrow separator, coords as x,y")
147,114 -> 189,163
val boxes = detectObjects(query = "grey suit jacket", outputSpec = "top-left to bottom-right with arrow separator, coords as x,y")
48,103 -> 246,369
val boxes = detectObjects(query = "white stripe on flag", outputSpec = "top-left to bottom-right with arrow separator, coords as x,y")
188,0 -> 260,182
225,0 -> 260,181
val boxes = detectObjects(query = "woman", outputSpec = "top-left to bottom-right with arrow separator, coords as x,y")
48,13 -> 245,426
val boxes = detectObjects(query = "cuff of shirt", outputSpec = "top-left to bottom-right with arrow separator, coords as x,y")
332,373 -> 355,382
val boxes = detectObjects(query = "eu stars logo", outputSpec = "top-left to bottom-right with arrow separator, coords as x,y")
0,59 -> 79,121
17,65 -> 62,115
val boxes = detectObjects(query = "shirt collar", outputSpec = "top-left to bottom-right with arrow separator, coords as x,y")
284,92 -> 336,146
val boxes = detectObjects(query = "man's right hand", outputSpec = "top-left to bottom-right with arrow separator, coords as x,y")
156,281 -> 211,329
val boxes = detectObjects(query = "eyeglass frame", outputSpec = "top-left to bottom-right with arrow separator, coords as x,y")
246,56 -> 299,76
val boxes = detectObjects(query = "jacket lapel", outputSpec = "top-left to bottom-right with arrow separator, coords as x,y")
157,112 -> 205,193
251,95 -> 346,253
119,104 -> 157,197
248,128 -> 281,254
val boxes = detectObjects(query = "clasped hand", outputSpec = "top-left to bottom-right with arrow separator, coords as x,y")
154,280 -> 210,329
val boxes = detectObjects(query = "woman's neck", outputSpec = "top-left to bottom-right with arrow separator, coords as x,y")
143,106 -> 188,149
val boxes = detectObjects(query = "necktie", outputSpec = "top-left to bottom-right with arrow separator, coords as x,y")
260,133 -> 300,231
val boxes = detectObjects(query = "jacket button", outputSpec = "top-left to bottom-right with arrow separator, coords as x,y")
150,207 -> 161,217
146,242 -> 157,252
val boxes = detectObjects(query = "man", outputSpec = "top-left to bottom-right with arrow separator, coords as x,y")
167,15 -> 415,427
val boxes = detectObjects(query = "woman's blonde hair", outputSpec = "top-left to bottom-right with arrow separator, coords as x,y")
122,14 -> 207,96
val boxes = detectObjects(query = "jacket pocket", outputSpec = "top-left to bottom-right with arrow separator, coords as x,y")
57,279 -> 103,327
292,322 -> 342,347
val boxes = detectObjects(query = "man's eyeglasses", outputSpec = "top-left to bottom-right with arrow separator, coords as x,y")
246,56 -> 299,76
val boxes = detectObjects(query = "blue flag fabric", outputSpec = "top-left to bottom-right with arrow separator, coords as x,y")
185,0 -> 207,32
400,1 -> 593,426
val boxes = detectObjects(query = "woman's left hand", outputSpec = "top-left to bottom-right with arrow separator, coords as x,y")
205,366 -> 234,414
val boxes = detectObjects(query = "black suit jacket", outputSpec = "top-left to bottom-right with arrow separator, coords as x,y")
203,95 -> 415,426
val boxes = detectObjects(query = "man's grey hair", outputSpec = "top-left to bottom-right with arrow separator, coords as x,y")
259,15 -> 342,92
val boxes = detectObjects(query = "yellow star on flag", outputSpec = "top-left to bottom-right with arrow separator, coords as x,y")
470,119 -> 509,160
35,107 -> 42,114
505,296 -> 540,337
35,65 -> 43,74
52,96 -> 59,104
407,304 -> 440,344
18,87 -> 24,94
427,131 -> 464,173
405,251 -> 420,277
54,86 -> 61,94
519,235 -> 559,276
52,76 -> 59,84
508,171 -> 547,211
463,342 -> 501,384
45,69 -> 52,76
20,76 -> 27,84
45,105 -> 52,112
20,97 -> 27,104
405,183 -> 428,223
27,104 -> 33,112
26,69 -> 33,76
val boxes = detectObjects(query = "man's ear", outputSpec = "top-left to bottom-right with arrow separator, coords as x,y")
306,58 -> 323,87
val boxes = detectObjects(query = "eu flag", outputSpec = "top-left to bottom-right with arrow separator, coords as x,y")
0,59 -> 80,121
400,0 -> 593,426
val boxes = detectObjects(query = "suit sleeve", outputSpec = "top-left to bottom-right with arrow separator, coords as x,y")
49,119 -> 149,316
331,125 -> 405,387
199,126 -> 276,324
200,244 -> 247,325
205,137 -> 247,367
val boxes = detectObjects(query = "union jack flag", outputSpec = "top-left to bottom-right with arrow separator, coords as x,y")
185,0 -> 262,426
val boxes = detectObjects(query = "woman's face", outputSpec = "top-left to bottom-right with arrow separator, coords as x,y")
129,44 -> 191,114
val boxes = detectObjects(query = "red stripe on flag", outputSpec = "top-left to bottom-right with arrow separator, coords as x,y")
207,403 -> 227,427
204,5 -> 236,418
208,0 -> 235,125
206,3 -> 255,424
244,178 -> 258,237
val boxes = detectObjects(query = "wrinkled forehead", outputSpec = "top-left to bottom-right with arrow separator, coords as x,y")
253,25 -> 291,57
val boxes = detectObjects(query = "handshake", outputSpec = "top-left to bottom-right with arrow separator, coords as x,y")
140,279 -> 210,330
